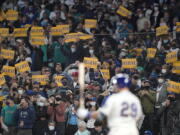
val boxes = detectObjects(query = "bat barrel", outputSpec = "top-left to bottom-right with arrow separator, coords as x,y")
78,63 -> 85,108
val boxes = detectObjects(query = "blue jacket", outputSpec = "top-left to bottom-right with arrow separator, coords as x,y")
14,106 -> 36,129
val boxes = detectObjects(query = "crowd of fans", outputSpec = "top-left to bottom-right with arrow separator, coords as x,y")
0,0 -> 180,135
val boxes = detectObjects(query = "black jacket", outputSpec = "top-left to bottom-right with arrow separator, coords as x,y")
90,129 -> 108,135
157,100 -> 180,134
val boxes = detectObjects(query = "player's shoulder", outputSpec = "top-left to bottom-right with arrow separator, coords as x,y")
120,90 -> 140,102
106,90 -> 140,102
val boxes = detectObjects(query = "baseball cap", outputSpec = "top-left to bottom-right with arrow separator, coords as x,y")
33,81 -> 40,85
167,91 -> 176,96
72,72 -> 78,77
26,90 -> 37,96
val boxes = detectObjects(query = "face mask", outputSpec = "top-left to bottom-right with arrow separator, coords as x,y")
120,40 -> 124,44
162,69 -> 167,74
154,7 -> 159,11
163,7 -> 168,10
163,40 -> 169,43
49,126 -> 55,131
37,102 -> 44,107
83,45 -> 88,48
102,41 -> 106,46
139,14 -> 143,18
18,90 -> 24,95
119,52 -> 126,57
48,63 -> 54,68
158,78 -> 164,83
89,50 -> 94,54
71,48 -> 76,53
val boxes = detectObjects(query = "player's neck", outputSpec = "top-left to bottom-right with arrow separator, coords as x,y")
118,88 -> 129,92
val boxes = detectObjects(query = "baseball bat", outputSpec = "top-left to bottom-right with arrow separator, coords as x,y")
78,63 -> 85,108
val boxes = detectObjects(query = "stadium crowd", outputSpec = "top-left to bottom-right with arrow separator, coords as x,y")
0,0 -> 180,135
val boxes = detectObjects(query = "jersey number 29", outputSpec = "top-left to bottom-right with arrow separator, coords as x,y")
120,102 -> 137,118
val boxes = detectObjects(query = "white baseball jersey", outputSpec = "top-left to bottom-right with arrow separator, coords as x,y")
99,90 -> 143,135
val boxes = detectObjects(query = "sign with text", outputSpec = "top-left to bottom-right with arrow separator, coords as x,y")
167,80 -> 180,93
0,74 -> 5,86
30,27 -> 44,36
64,33 -> 80,43
6,10 -> 18,21
50,27 -> 63,36
24,24 -> 31,28
78,32 -> 93,40
133,48 -> 143,56
156,25 -> 169,36
30,36 -> 45,45
32,75 -> 49,85
172,61 -> 180,74
176,22 -> 180,32
102,62 -> 110,69
15,61 -> 30,73
0,28 -> 9,37
166,51 -> 177,63
117,6 -> 132,17
83,57 -> 98,69
2,66 -> 15,77
100,69 -> 110,80
1,49 -> 15,60
55,76 -> 64,87
147,48 -> 157,58
56,25 -> 70,34
122,58 -> 137,69
13,28 -> 28,37
84,19 -> 97,28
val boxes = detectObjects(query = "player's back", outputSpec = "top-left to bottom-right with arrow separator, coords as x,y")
99,90 -> 143,135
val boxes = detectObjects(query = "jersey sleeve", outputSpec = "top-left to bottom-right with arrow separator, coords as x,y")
98,96 -> 113,116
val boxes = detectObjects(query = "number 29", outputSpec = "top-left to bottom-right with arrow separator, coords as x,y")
120,102 -> 137,118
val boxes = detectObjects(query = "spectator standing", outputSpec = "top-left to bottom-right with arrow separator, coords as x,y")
157,92 -> 180,135
138,80 -> 156,134
47,96 -> 66,135
51,37 -> 68,66
1,97 -> 17,135
154,74 -> 168,135
14,98 -> 36,135
33,96 -> 49,135
65,99 -> 79,135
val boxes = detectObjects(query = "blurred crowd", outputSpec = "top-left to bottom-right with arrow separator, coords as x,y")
0,0 -> 180,135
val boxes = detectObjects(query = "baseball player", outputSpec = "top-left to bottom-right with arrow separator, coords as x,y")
77,73 -> 143,135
